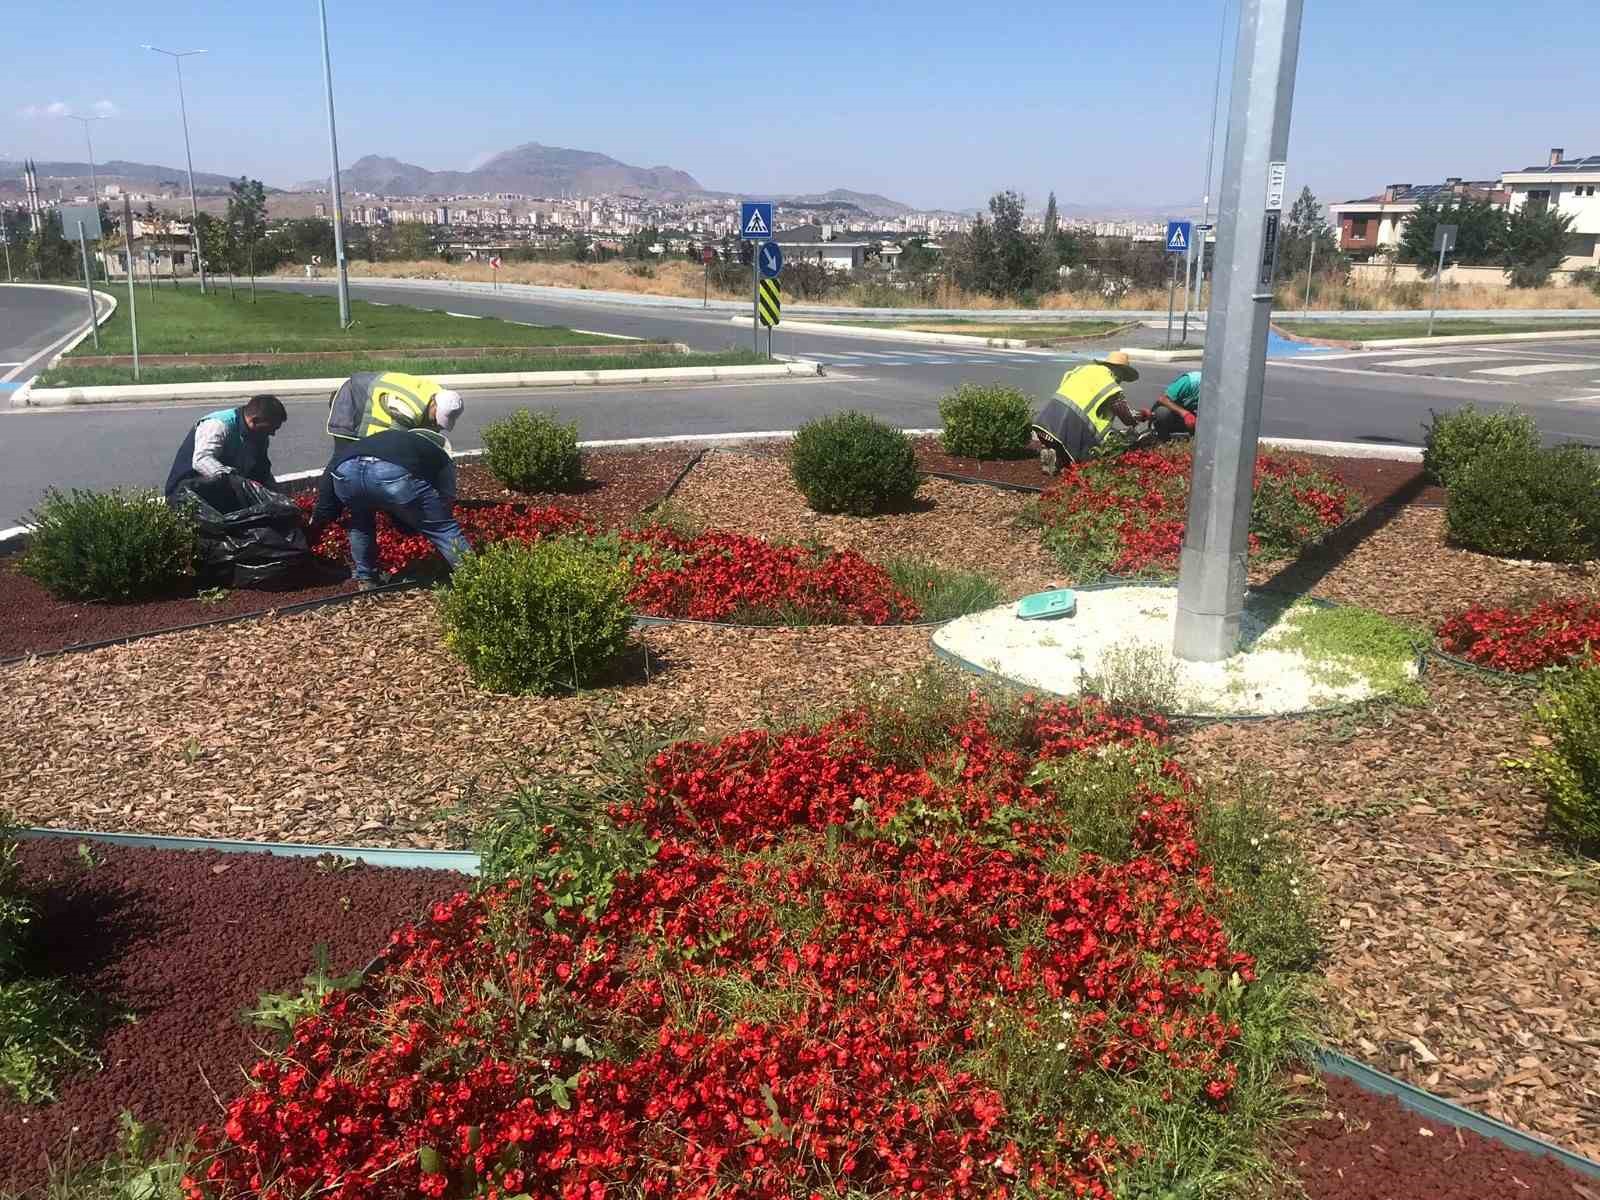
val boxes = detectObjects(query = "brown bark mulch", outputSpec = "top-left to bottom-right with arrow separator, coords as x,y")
449,447 -> 699,521
0,842 -> 465,1193
1285,1074 -> 1598,1199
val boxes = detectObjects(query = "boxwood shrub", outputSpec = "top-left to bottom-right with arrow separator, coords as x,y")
938,383 -> 1033,459
482,410 -> 583,493
19,488 -> 196,602
1445,444 -> 1600,563
1520,664 -> 1600,856
790,411 -> 919,515
1421,405 -> 1539,488
440,537 -> 632,695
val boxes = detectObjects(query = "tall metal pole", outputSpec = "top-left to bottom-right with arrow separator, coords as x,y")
1185,0 -> 1232,340
1174,0 -> 1305,662
76,221 -> 100,350
144,46 -> 209,295
64,115 -> 108,203
319,0 -> 352,329
751,243 -> 759,353
1428,242 -> 1446,337
2,231 -> 12,283
1302,234 -> 1317,316
123,194 -> 141,381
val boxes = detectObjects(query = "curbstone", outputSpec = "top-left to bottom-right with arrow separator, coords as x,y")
1120,346 -> 1205,364
727,315 -> 1029,349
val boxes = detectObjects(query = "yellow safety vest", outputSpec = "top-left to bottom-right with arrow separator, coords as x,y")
1053,364 -> 1123,439
361,372 -> 444,437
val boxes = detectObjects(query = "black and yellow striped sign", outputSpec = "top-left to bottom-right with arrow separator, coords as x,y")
758,278 -> 781,327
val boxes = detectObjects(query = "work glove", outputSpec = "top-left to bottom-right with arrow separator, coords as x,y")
1137,408 -> 1154,422
1183,412 -> 1197,431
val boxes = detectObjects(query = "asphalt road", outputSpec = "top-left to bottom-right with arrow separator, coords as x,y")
0,283 -> 92,392
2,277 -> 1598,525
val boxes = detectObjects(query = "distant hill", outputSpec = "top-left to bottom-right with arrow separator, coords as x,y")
0,158 -> 247,194
781,189 -> 912,218
309,143 -> 705,200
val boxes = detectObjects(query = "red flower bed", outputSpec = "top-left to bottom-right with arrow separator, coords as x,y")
1436,596 -> 1600,673
1038,448 -> 1359,579
186,698 -> 1273,1200
292,496 -> 919,625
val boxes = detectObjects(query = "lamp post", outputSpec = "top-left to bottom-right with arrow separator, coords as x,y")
61,114 -> 109,203
1182,0 -> 1232,344
143,45 -> 209,295
318,0 -> 352,328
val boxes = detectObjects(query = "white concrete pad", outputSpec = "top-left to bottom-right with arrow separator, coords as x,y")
1472,362 -> 1597,377
1372,355 -> 1488,368
933,587 -> 1419,718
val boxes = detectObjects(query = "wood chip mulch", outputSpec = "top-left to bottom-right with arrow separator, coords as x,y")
450,448 -> 699,524
4,449 -> 1600,1161
666,450 -> 1059,598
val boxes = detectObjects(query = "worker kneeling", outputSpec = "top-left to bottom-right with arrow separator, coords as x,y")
326,391 -> 470,590
1032,351 -> 1146,466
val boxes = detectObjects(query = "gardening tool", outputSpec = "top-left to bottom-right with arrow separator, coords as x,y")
1017,588 -> 1077,620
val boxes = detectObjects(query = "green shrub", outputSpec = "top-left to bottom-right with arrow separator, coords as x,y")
1570,265 -> 1600,295
938,383 -> 1033,459
440,537 -> 633,695
1445,444 -> 1600,563
1421,405 -> 1539,487
1518,665 -> 1600,856
789,411 -> 919,515
481,410 -> 583,493
19,488 -> 195,602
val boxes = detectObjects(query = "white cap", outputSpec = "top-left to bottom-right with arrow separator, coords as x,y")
433,389 -> 464,432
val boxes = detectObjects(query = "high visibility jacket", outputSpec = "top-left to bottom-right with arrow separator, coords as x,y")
1054,364 -> 1123,438
326,371 -> 445,442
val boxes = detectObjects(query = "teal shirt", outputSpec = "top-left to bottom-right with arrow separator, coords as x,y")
1164,372 -> 1201,411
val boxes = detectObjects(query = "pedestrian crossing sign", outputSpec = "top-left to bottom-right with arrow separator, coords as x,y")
740,201 -> 773,241
1166,220 -> 1192,254
759,278 -> 781,327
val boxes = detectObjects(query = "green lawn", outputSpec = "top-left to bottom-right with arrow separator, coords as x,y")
37,348 -> 764,388
1277,317 -> 1600,342
72,286 -> 613,357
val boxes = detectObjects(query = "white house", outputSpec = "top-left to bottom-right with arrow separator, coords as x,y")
773,223 -> 874,271
1499,148 -> 1600,267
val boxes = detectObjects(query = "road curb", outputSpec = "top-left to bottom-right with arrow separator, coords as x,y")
20,360 -> 822,408
2,283 -> 118,401
724,315 -> 1029,348
1273,322 -> 1600,351
1121,346 -> 1205,363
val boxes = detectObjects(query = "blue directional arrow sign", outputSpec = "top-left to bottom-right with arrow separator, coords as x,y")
740,201 -> 774,241
1166,220 -> 1193,255
758,241 -> 783,279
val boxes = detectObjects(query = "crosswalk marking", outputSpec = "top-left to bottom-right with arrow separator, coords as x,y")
1371,354 -> 1488,368
1471,362 -> 1599,377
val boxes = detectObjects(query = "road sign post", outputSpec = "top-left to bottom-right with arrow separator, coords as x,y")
1303,234 -> 1317,317
1,227 -> 12,284
1166,221 -> 1193,348
1174,0 -> 1306,663
740,202 -> 774,354
1428,223 -> 1458,338
758,278 -> 781,360
701,245 -> 714,308
122,194 -> 140,382
75,221 -> 100,351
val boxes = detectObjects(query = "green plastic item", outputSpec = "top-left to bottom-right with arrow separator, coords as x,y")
1017,588 -> 1076,621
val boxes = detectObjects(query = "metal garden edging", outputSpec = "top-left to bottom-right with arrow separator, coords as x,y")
1314,1047 -> 1600,1182
15,826 -> 479,875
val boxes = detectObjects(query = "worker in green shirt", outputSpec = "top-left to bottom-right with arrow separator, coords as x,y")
1151,370 -> 1200,438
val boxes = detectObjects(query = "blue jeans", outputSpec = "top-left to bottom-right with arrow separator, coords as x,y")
330,457 -> 470,582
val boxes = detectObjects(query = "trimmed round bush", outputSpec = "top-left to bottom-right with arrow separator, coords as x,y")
1522,664 -> 1600,856
790,411 -> 919,515
1445,443 -> 1600,563
19,488 -> 195,602
440,537 -> 632,695
939,383 -> 1033,460
1421,405 -> 1539,488
482,410 -> 582,493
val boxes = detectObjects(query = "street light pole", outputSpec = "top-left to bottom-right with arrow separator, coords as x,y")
143,45 -> 209,295
1173,0 -> 1306,662
318,0 -> 352,329
1184,0 -> 1232,342
63,114 -> 109,203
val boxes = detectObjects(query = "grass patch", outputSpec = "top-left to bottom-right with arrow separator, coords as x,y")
1260,601 -> 1426,698
1277,317 -> 1600,342
73,286 -> 614,356
4,1112 -> 196,1200
38,348 -> 763,387
880,557 -> 1002,621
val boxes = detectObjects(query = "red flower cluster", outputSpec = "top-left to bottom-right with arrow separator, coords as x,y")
188,698 -> 1255,1200
1038,448 -> 1356,577
292,494 -> 918,625
1437,596 -> 1600,672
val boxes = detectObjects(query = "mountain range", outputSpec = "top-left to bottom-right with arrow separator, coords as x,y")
0,158 -> 245,194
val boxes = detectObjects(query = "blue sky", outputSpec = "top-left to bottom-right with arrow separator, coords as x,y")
3,0 -> 1595,213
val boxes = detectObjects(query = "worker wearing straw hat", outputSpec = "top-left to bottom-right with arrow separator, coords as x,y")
1031,351 -> 1151,466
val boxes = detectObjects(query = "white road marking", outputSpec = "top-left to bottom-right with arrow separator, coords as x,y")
367,301 -> 390,306
1471,362 -> 1599,377
1370,354 -> 1488,368
1267,359 -> 1523,386
0,362 -> 21,368
445,311 -> 483,319
569,328 -> 643,340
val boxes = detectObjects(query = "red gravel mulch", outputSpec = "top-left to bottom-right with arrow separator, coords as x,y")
1286,1074 -> 1598,1199
0,447 -> 697,662
0,842 -> 467,1193
911,437 -> 1046,488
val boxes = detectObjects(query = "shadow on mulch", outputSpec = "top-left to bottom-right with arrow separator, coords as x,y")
1259,472 -> 1432,602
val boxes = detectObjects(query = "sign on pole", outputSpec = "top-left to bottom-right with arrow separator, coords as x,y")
122,193 -> 140,381
1165,222 -> 1190,349
759,278 -> 781,327
59,204 -> 103,242
1428,224 -> 1459,336
739,202 -> 773,241
758,241 -> 783,279
1173,0 -> 1306,663
1166,221 -> 1192,255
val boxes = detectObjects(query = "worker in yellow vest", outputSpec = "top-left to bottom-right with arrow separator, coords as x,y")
308,372 -> 463,542
1031,351 -> 1149,466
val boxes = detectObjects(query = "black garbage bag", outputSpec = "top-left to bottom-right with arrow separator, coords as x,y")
171,476 -> 311,588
